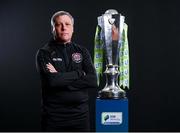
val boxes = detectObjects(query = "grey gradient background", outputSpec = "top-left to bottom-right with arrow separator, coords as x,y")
0,0 -> 180,131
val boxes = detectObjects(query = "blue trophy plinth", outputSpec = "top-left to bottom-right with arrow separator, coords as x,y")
96,98 -> 128,132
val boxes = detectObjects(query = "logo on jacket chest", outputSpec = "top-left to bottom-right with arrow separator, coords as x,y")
51,51 -> 63,62
52,57 -> 62,62
72,53 -> 82,63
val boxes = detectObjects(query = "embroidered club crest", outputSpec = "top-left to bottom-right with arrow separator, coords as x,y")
72,53 -> 82,63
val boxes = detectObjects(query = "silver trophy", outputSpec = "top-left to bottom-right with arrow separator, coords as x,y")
98,9 -> 126,99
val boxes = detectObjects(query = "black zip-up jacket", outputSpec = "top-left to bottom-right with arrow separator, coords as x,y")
36,39 -> 97,126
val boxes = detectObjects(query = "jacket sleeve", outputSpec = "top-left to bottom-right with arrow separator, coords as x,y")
36,49 -> 84,88
70,47 -> 98,89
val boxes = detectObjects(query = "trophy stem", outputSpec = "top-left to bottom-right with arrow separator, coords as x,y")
99,65 -> 126,99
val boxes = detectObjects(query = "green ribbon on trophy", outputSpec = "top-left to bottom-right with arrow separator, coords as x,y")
94,23 -> 129,89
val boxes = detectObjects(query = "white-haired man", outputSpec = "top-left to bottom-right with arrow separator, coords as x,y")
36,11 -> 97,132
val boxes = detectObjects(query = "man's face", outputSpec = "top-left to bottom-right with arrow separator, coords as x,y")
53,15 -> 73,43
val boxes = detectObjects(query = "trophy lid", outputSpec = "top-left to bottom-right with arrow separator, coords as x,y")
105,9 -> 118,15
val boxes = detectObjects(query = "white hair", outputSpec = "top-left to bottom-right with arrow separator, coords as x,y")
51,11 -> 74,27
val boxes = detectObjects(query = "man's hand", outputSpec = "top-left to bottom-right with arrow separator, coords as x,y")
46,63 -> 58,73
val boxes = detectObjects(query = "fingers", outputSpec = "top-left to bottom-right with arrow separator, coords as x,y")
46,63 -> 53,69
46,63 -> 57,73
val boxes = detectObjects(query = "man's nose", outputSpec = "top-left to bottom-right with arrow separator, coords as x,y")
61,24 -> 67,30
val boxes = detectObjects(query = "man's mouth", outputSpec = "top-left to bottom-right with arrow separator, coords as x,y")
61,33 -> 68,36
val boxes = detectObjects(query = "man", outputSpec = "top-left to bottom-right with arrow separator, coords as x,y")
36,11 -> 97,132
